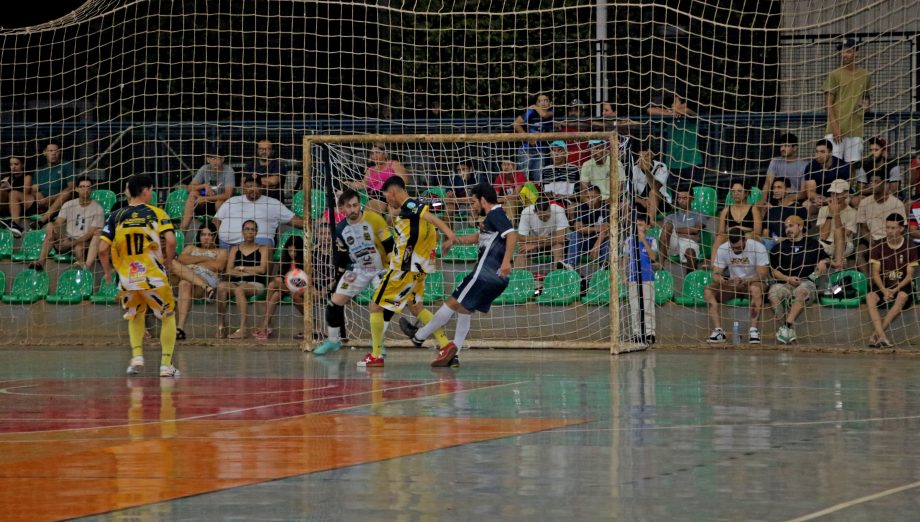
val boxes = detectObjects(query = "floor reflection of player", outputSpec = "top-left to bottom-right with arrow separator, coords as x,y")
125,379 -> 177,441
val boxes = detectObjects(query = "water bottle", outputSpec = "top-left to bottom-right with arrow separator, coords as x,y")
731,321 -> 741,346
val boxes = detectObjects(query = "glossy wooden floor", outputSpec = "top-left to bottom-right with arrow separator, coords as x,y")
1,346 -> 919,521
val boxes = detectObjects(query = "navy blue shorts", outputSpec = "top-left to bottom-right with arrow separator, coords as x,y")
452,270 -> 509,313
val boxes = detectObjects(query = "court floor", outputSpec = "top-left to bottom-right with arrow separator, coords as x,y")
1,345 -> 919,521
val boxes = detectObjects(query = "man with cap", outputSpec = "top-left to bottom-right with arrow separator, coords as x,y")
816,178 -> 857,268
540,140 -> 580,200
768,214 -> 830,344
824,36 -> 871,165
580,139 -> 622,200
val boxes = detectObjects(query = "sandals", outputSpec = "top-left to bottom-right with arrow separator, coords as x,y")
201,286 -> 215,301
228,329 -> 248,339
176,328 -> 187,340
294,331 -> 305,340
253,328 -> 272,341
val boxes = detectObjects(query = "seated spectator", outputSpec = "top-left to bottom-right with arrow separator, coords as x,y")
714,182 -> 762,262
216,220 -> 271,339
816,179 -> 857,268
244,139 -> 289,201
855,137 -> 901,203
213,173 -> 304,248
0,154 -> 34,237
444,160 -> 486,225
171,222 -> 228,340
566,186 -> 609,266
347,143 -> 409,215
761,177 -> 807,252
760,133 -> 809,204
802,139 -> 850,217
179,144 -> 235,230
253,232 -> 306,341
29,177 -> 103,270
704,227 -> 769,344
541,140 -> 579,201
622,214 -> 658,344
630,141 -> 672,219
866,214 -> 917,347
579,140 -> 614,199
32,140 -> 77,227
856,173 -> 905,274
659,189 -> 707,272
768,215 -> 830,344
516,196 -> 571,270
493,158 -> 526,221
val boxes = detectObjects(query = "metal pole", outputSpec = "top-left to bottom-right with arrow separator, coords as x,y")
595,0 -> 608,116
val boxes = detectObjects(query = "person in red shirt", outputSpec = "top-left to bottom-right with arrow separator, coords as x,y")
494,159 -> 527,221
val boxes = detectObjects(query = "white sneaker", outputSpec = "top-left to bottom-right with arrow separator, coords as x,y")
707,328 -> 726,343
159,365 -> 181,378
126,355 -> 144,375
749,327 -> 761,344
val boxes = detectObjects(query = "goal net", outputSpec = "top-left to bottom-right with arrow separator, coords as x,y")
0,1 -> 917,351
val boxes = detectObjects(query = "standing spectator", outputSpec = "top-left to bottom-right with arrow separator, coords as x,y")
179,144 -> 236,230
212,174 -> 304,248
760,133 -> 809,201
33,140 -> 76,226
244,139 -> 289,201
866,214 -> 916,347
768,215 -> 830,344
0,154 -> 33,237
216,220 -> 271,339
541,141 -> 579,199
855,173 -> 905,274
648,90 -> 704,191
816,179 -> 858,268
622,214 -> 658,344
560,98 -> 591,166
802,139 -> 851,216
29,177 -> 104,270
566,186 -> 609,267
715,182 -> 762,260
824,37 -> 871,165
580,140 -> 621,200
630,141 -> 672,219
761,178 -> 807,252
347,143 -> 409,215
856,137 -> 901,200
171,222 -> 227,340
513,93 -> 555,183
516,196 -> 571,270
659,189 -> 707,272
704,227 -> 769,344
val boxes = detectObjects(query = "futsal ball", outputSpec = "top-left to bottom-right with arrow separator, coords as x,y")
285,268 -> 309,294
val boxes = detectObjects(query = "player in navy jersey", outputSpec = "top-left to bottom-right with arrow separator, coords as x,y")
405,183 -> 517,367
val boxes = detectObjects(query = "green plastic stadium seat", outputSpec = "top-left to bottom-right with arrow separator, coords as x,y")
90,274 -> 120,304
0,271 -> 5,297
725,297 -> 750,307
441,227 -> 480,262
354,283 -> 375,305
1,269 -> 50,304
691,186 -> 718,217
245,290 -> 269,303
536,269 -> 580,306
674,269 -> 712,307
11,230 -> 46,262
90,189 -> 117,216
52,249 -> 76,263
819,269 -> 868,308
699,229 -> 714,261
723,187 -> 764,207
150,190 -> 159,206
291,191 -> 305,218
274,228 -> 305,261
46,268 -> 94,304
425,188 -> 448,216
495,269 -> 535,305
582,269 -> 610,305
175,231 -> 185,255
164,189 -> 189,222
453,271 -> 471,291
0,229 -> 13,259
654,269 -> 674,305
358,189 -> 369,207
294,191 -> 327,220
423,271 -> 445,304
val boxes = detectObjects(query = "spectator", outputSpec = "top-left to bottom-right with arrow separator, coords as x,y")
580,140 -> 621,200
856,137 -> 901,200
33,140 -> 76,226
444,160 -> 486,225
715,182 -> 762,261
704,227 -> 769,344
816,179 -> 857,268
855,173 -> 905,274
29,177 -> 103,270
171,222 -> 227,340
648,90 -> 704,191
761,177 -> 807,252
216,220 -> 271,339
802,139 -> 850,216
244,139 -> 289,201
560,98 -> 591,165
212,173 -> 304,248
622,214 -> 658,344
347,143 -> 409,215
513,93 -> 555,182
253,232 -> 307,341
760,133 -> 809,202
660,189 -> 707,272
566,185 -> 609,267
179,144 -> 235,230
768,215 -> 830,344
824,37 -> 871,166
493,158 -> 526,221
541,141 -> 579,200
630,141 -> 672,219
516,196 -> 571,270
865,214 -> 916,347
0,154 -> 33,237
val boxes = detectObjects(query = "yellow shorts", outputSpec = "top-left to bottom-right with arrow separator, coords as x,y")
120,285 -> 176,319
372,270 -> 426,312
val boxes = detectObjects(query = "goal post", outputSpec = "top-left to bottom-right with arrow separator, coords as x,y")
300,131 -> 646,354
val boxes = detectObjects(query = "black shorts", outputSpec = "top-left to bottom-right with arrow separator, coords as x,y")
453,269 -> 509,313
872,285 -> 914,310
196,201 -> 218,217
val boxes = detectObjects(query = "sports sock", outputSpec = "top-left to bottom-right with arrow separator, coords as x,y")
416,305 -> 453,345
453,313 -> 472,351
128,312 -> 146,358
160,315 -> 177,367
326,302 -> 344,342
370,311 -> 385,358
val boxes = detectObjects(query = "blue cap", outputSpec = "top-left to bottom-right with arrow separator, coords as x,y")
837,37 -> 858,50
549,140 -> 567,149
588,139 -> 606,146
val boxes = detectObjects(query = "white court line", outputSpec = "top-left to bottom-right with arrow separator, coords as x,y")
784,481 -> 920,521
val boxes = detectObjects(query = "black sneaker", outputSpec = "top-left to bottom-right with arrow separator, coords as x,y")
399,317 -> 423,347
448,355 -> 460,368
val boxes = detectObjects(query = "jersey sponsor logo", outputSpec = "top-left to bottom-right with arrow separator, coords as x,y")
346,236 -> 355,245
405,201 -> 417,210
128,261 -> 147,282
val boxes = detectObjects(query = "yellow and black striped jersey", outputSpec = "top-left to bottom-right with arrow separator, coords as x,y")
390,198 -> 437,273
100,204 -> 174,291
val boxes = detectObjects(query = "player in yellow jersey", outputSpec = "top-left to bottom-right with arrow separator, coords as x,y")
99,174 -> 180,377
358,176 -> 457,367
